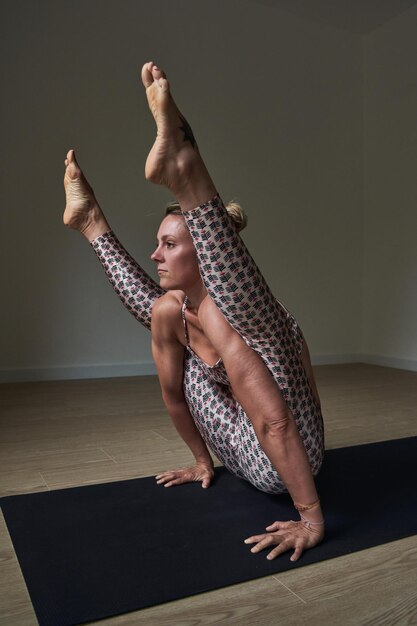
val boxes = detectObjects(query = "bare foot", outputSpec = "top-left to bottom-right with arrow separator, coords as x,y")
142,62 -> 206,196
63,149 -> 108,239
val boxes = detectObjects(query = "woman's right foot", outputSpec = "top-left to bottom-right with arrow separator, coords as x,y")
141,62 -> 216,207
63,149 -> 106,238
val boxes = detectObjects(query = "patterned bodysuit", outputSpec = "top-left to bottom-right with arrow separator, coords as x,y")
91,195 -> 325,494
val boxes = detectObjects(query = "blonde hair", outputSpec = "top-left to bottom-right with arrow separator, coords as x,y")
165,199 -> 248,233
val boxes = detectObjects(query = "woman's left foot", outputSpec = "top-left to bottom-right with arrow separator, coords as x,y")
63,149 -> 101,233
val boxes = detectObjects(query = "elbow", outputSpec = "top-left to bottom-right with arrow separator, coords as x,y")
162,390 -> 186,409
259,411 -> 292,440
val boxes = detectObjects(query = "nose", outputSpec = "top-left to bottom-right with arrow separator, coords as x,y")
151,244 -> 163,262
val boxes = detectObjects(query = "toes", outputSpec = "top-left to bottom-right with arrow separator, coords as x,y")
66,149 -> 80,169
141,61 -> 168,89
64,149 -> 82,180
141,61 -> 155,88
151,64 -> 166,80
158,77 -> 169,93
151,64 -> 169,93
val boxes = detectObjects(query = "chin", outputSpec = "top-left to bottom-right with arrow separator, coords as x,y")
159,276 -> 176,289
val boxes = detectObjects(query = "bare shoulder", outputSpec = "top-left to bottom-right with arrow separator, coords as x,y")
151,291 -> 185,344
152,290 -> 184,317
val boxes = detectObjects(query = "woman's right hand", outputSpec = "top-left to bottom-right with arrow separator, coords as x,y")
155,462 -> 214,488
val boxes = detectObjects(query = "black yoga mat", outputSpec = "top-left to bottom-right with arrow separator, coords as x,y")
1,437 -> 417,626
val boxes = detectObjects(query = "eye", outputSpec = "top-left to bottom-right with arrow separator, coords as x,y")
166,241 -> 176,248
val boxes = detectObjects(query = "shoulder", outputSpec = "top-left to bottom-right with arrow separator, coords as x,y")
151,291 -> 185,343
152,290 -> 184,317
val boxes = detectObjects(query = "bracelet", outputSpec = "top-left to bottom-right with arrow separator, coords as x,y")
300,514 -> 325,530
293,498 -> 320,512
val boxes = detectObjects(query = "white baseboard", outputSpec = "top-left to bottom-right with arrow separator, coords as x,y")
1,354 -> 416,384
0,362 -> 157,383
311,353 -> 362,365
359,354 -> 417,372
312,352 -> 417,372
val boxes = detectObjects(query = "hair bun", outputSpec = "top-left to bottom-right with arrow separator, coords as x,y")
165,199 -> 248,233
225,201 -> 247,233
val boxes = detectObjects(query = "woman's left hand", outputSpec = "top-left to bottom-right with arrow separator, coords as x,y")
244,519 -> 324,562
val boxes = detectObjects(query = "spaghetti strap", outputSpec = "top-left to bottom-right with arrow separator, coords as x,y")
181,296 -> 190,345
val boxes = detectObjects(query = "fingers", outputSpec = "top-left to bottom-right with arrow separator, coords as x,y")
155,471 -> 184,486
155,469 -> 194,487
290,545 -> 303,562
244,533 -> 276,548
266,519 -> 296,531
155,471 -> 175,484
244,534 -> 266,545
247,520 -> 322,561
163,478 -> 186,488
155,466 -> 213,488
245,528 -> 306,561
245,534 -> 298,561
266,521 -> 285,532
266,539 -> 294,561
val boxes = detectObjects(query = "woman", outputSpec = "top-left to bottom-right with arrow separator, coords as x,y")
63,61 -> 325,562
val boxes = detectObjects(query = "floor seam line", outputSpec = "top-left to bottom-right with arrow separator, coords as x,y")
38,471 -> 51,491
99,447 -> 117,463
150,429 -> 169,441
272,576 -> 307,604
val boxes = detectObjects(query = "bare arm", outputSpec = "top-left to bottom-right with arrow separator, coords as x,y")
199,307 -> 322,507
151,296 -> 213,467
198,306 -> 324,558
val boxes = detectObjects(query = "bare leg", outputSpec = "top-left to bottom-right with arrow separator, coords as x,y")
63,149 -> 110,241
142,62 -> 216,211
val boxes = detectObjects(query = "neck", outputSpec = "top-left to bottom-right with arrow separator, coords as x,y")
183,282 -> 208,313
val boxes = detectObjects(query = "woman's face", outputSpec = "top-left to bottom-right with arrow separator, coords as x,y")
151,215 -> 201,291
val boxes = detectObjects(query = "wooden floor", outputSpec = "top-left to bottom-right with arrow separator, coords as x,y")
1,363 -> 416,625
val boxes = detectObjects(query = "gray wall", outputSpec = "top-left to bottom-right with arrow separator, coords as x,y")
363,5 -> 417,370
0,0 -> 414,381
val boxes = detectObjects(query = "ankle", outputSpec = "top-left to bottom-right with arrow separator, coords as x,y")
81,208 -> 111,242
172,161 -> 217,212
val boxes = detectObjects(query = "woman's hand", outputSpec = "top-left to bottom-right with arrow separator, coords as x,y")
244,519 -> 324,562
155,462 -> 214,488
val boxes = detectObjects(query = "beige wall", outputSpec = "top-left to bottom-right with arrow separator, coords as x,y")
363,5 -> 417,370
2,0 -> 412,381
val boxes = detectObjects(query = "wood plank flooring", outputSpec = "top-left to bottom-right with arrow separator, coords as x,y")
0,364 -> 416,625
